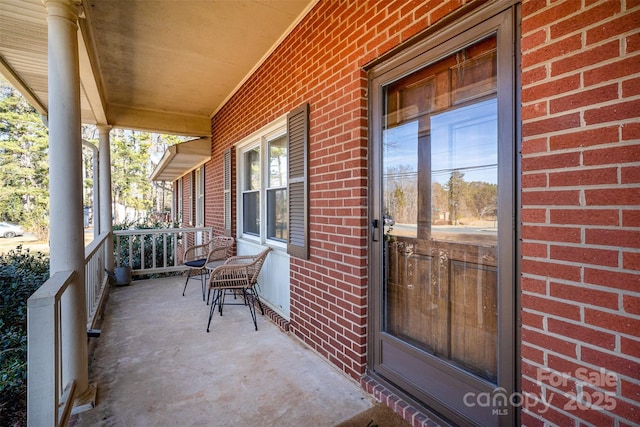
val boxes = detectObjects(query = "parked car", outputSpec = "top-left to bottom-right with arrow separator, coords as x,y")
0,222 -> 25,238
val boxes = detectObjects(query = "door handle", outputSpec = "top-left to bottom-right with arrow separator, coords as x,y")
371,219 -> 379,242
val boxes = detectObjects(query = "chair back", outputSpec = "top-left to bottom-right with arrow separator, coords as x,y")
247,247 -> 271,285
210,236 -> 234,259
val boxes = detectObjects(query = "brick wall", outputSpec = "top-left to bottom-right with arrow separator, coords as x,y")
210,0 -> 471,381
521,0 -> 640,425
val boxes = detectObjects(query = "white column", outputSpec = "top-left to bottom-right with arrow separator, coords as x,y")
98,125 -> 114,271
45,0 -> 88,392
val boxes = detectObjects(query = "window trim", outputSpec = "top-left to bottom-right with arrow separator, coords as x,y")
235,114 -> 288,247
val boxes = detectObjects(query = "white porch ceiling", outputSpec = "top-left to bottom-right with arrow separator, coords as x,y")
0,0 -> 316,137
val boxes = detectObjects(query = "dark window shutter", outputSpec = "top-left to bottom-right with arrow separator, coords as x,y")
287,103 -> 310,259
223,148 -> 232,237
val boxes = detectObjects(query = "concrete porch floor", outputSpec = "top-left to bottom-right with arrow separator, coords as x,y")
71,276 -> 374,426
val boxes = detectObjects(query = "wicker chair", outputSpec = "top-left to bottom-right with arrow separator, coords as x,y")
206,247 -> 271,332
182,236 -> 234,300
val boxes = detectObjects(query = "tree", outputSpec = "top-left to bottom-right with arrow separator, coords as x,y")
0,78 -> 50,238
445,170 -> 465,224
109,129 -> 155,223
1,77 -> 189,234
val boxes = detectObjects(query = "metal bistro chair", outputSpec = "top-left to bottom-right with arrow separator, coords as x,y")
206,247 -> 271,332
182,236 -> 234,301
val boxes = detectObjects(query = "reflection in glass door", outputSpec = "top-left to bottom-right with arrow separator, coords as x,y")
370,9 -> 516,425
384,35 -> 499,381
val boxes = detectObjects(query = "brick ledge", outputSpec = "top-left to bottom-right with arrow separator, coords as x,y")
361,374 -> 449,427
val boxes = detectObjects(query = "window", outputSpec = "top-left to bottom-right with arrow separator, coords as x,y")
267,135 -> 287,241
239,127 -> 289,244
242,147 -> 261,236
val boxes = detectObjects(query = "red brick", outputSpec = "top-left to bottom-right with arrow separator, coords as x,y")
549,209 -> 619,226
522,327 -> 578,356
523,113 -> 581,137
621,337 -> 640,359
521,190 -> 581,207
549,167 -> 618,187
584,99 -> 640,126
550,126 -> 619,151
584,56 -> 640,87
522,137 -> 548,154
622,77 -> 640,97
522,102 -> 548,121
549,1 -> 620,39
522,224 -> 582,243
550,245 -> 618,267
586,8 -> 640,45
585,267 -> 640,292
627,32 -> 640,54
622,122 -> 640,140
621,379 -> 640,404
622,210 -> 640,227
586,308 -> 640,336
522,0 -> 582,35
552,84 -> 619,115
522,208 -> 547,223
586,228 -> 640,248
586,188 -> 640,206
523,242 -> 548,258
522,276 -> 547,294
522,172 -> 548,188
623,294 -> 640,315
521,65 -> 548,86
582,346 -> 640,379
622,166 -> 640,184
609,396 -> 640,424
523,152 -> 582,171
522,258 -> 582,282
583,144 -> 640,166
623,252 -> 640,271
522,28 -> 547,53
551,41 -> 620,77
523,33 -> 583,70
548,318 -> 616,350
522,312 -> 545,331
550,282 -> 619,310
520,412 -> 544,427
522,74 -> 581,102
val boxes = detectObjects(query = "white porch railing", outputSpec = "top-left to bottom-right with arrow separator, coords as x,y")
27,227 -> 212,426
113,226 -> 213,276
27,270 -> 78,427
84,231 -> 110,330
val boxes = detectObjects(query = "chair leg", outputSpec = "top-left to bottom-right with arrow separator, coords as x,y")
200,271 -> 206,301
243,288 -> 258,331
207,289 -> 222,332
252,288 -> 265,316
182,270 -> 193,296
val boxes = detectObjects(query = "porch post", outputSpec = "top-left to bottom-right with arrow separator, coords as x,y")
44,0 -> 88,392
98,125 -> 114,271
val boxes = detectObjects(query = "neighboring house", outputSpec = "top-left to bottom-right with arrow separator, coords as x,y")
162,1 -> 639,426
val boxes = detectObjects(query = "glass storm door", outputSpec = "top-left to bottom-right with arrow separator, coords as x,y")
369,9 -> 516,427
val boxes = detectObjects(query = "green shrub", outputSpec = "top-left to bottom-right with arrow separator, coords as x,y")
0,246 -> 49,426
